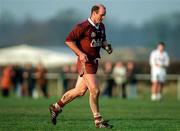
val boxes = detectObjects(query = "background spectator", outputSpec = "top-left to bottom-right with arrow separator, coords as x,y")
23,63 -> 36,97
126,61 -> 137,99
11,64 -> 24,97
59,65 -> 70,95
1,65 -> 13,97
113,61 -> 127,99
102,61 -> 115,98
68,64 -> 77,90
35,63 -> 48,98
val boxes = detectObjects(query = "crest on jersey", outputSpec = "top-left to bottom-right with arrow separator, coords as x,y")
90,39 -> 102,47
91,32 -> 96,38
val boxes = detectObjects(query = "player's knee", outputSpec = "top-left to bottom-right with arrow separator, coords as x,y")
90,87 -> 100,96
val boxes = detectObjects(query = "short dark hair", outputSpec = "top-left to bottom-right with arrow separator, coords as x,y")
91,4 -> 106,15
91,5 -> 100,14
158,41 -> 165,47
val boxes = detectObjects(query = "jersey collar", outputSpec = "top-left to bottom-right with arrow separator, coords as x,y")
88,18 -> 99,29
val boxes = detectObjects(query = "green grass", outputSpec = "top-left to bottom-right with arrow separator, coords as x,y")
0,96 -> 180,131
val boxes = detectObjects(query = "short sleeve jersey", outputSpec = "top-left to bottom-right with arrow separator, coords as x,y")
66,19 -> 106,60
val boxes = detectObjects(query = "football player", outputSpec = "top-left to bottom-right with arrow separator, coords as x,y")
49,4 -> 113,128
150,42 -> 169,101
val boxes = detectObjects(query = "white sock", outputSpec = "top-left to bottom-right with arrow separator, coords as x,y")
94,112 -> 101,118
156,93 -> 162,100
94,113 -> 103,123
151,94 -> 157,101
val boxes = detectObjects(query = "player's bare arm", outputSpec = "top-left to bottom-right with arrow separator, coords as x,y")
65,41 -> 88,62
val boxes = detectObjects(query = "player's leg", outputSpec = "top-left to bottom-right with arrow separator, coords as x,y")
159,82 -> 164,93
156,82 -> 163,100
151,81 -> 159,101
156,73 -> 165,100
151,73 -> 158,101
157,81 -> 164,101
83,74 -> 100,115
122,83 -> 127,99
60,76 -> 88,105
49,76 -> 87,125
83,74 -> 113,128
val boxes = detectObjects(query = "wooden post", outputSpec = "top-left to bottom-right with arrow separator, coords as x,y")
177,76 -> 180,100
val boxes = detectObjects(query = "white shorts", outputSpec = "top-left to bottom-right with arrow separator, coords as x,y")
151,71 -> 166,83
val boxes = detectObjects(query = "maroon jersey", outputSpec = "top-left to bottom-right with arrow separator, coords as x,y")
66,19 -> 106,60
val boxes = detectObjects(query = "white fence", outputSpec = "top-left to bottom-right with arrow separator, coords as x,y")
136,74 -> 180,100
46,73 -> 180,100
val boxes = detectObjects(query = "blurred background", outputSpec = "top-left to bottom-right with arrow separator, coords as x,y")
0,0 -> 180,99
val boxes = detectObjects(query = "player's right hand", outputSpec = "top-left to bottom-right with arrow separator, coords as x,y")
79,52 -> 88,63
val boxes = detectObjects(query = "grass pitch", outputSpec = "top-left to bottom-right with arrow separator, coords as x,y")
0,96 -> 180,131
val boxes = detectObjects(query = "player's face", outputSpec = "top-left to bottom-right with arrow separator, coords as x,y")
158,44 -> 165,52
94,7 -> 106,24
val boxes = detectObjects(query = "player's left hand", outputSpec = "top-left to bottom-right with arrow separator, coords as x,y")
104,44 -> 113,54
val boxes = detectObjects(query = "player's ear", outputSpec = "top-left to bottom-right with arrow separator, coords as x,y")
93,10 -> 98,16
92,11 -> 96,16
